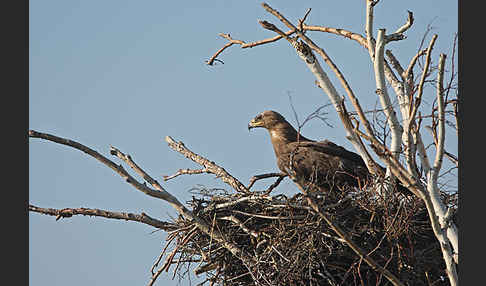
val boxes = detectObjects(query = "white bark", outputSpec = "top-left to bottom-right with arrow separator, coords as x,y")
429,54 -> 459,264
365,0 -> 376,60
373,29 -> 403,164
363,2 -> 459,273
291,40 -> 373,167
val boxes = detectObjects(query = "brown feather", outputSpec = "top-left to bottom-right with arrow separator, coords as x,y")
249,110 -> 372,191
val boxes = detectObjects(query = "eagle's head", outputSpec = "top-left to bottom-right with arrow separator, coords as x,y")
248,110 -> 287,131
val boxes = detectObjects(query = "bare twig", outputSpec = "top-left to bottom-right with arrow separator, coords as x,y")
393,10 -> 414,35
151,234 -> 178,275
232,210 -> 307,220
247,172 -> 287,190
165,136 -> 250,194
403,49 -> 427,81
409,34 -> 438,122
263,174 -> 286,195
444,151 -> 458,167
433,53 -> 447,191
206,34 -> 245,65
29,205 -> 176,230
219,215 -> 259,238
163,168 -> 209,181
207,31 -> 298,65
205,195 -> 272,212
298,8 -> 312,32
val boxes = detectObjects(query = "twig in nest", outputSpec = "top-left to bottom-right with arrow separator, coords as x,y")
263,175 -> 286,195
247,172 -> 287,190
232,210 -> 307,221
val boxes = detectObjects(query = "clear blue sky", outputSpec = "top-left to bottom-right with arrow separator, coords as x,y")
29,1 -> 457,285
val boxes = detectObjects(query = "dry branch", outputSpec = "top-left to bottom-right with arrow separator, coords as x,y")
409,34 -> 438,123
206,34 -> 245,65
373,29 -> 403,163
29,205 -> 176,230
393,10 -> 414,35
163,168 -> 210,181
165,136 -> 250,194
28,130 -> 191,217
207,31 -> 296,65
246,172 -> 287,190
29,130 -> 257,285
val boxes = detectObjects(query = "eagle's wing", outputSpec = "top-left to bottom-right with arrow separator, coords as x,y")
296,140 -> 367,166
276,140 -> 370,190
292,140 -> 412,195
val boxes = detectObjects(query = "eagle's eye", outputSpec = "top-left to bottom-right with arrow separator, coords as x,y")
255,114 -> 263,121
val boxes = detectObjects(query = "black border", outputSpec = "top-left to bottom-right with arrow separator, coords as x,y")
5,0 -> 28,285
458,0 -> 476,284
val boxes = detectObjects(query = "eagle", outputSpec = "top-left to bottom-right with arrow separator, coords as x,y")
248,110 -> 381,192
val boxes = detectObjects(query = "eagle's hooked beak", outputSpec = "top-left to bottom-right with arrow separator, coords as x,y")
248,115 -> 264,131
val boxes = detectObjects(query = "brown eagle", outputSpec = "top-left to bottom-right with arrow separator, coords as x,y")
248,110 -> 374,191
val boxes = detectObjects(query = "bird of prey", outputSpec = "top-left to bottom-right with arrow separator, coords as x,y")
248,110 -> 378,192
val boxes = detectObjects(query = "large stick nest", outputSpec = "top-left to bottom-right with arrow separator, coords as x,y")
156,182 -> 457,286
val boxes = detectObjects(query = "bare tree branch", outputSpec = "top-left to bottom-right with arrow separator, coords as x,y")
247,172 -> 287,190
403,49 -> 427,81
207,31 -> 297,65
373,29 -> 403,164
29,204 -> 176,230
409,34 -> 438,123
165,136 -> 250,194
365,0 -> 377,59
163,168 -> 210,181
206,34 -> 246,66
393,10 -> 414,35
29,130 -> 257,281
385,49 -> 405,80
29,130 -> 192,217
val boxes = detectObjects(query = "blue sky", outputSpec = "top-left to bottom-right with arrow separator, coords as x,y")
29,1 -> 457,285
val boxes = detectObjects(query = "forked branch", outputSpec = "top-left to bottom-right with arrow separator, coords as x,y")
29,130 -> 257,279
164,136 -> 250,194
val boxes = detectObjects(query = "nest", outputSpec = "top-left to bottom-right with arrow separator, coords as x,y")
156,182 -> 457,286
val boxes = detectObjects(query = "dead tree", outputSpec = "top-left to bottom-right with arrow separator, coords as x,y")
206,2 -> 458,285
30,2 -> 458,286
